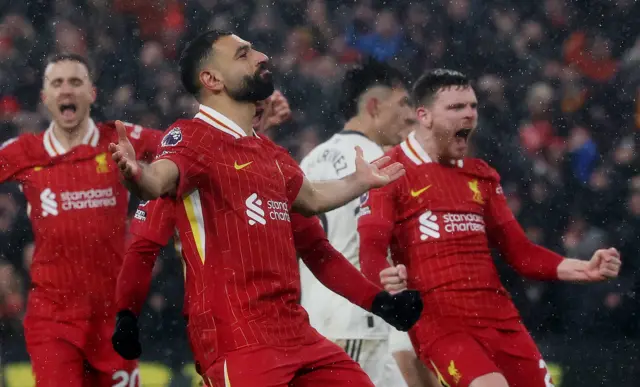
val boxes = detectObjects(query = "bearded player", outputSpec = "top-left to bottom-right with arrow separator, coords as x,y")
357,69 -> 621,387
109,30 -> 420,386
0,54 -> 162,386
298,59 -> 437,387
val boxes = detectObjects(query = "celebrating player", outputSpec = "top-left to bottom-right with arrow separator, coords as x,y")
0,53 -> 162,386
358,69 -> 622,387
109,30 -> 417,386
299,59 -> 437,387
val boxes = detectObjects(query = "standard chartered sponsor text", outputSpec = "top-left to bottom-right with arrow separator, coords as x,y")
61,188 -> 117,210
443,213 -> 485,233
267,200 -> 290,221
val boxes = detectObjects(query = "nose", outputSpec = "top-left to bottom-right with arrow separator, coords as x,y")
256,51 -> 269,66
464,106 -> 478,120
59,81 -> 74,95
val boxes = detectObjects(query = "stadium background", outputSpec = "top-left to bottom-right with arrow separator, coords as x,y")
0,0 -> 639,385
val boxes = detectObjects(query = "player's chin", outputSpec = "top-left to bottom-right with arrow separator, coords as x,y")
448,145 -> 467,160
55,115 -> 81,130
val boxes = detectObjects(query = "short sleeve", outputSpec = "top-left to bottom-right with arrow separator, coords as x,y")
484,169 -> 516,230
130,197 -> 177,245
155,125 -> 207,197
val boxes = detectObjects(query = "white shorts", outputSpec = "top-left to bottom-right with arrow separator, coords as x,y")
334,338 -> 408,387
388,329 -> 415,354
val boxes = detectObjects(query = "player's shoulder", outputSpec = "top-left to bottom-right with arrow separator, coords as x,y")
258,134 -> 284,152
300,134 -> 338,164
98,120 -> 159,141
159,119 -> 213,148
332,132 -> 382,157
462,158 -> 500,181
259,135 -> 296,161
0,132 -> 43,152
383,143 -> 405,162
300,133 -> 362,177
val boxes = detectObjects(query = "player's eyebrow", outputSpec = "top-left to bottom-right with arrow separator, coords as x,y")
234,44 -> 251,58
448,102 -> 478,109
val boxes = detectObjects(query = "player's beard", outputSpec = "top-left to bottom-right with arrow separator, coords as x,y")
228,67 -> 274,103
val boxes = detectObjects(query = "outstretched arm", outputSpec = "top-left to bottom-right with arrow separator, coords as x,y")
484,169 -> 621,282
357,183 -> 398,284
293,213 -> 381,310
490,220 -> 621,282
293,147 -> 405,216
110,121 -> 179,200
293,213 -> 422,332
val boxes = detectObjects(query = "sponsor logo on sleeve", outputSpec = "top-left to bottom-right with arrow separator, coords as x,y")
161,127 -> 182,147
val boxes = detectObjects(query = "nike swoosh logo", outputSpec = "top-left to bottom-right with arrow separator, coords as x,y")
410,185 -> 432,197
234,161 -> 253,170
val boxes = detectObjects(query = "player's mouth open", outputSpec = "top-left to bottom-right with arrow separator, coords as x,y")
60,104 -> 77,120
454,128 -> 472,146
455,128 -> 472,139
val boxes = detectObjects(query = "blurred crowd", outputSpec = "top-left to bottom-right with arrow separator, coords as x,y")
0,0 -> 639,379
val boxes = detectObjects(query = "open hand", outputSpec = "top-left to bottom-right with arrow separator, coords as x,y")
354,146 -> 405,189
109,120 -> 140,180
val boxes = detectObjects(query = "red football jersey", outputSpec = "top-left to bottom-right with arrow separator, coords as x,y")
0,120 -> 162,319
155,104 -> 320,370
358,132 -> 521,347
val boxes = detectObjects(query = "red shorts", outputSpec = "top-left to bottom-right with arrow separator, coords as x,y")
202,338 -> 375,387
24,313 -> 138,387
416,325 -> 554,387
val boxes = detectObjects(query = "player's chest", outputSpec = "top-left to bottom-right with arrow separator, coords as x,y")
400,167 -> 489,216
22,152 -> 123,216
203,143 -> 289,202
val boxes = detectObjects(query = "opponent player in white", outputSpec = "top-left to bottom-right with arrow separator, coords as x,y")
299,60 -> 436,387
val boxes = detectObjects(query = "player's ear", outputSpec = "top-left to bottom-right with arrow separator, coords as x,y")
90,86 -> 97,104
200,69 -> 224,93
365,97 -> 380,118
416,106 -> 432,129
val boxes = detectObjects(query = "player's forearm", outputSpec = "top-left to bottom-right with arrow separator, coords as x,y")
358,224 -> 394,283
125,160 -> 178,200
116,237 -> 163,315
491,221 -> 563,281
300,239 -> 381,311
291,213 -> 381,310
296,174 -> 370,215
556,258 -> 591,282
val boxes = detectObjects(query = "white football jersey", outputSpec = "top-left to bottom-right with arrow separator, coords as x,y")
299,131 -> 390,339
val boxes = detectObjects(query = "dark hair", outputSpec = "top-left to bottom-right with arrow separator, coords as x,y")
339,58 -> 407,120
45,53 -> 93,80
411,69 -> 470,106
179,29 -> 233,97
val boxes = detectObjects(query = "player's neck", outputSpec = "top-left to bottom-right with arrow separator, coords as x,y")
200,95 -> 256,137
414,129 -> 449,165
51,117 -> 91,151
343,116 -> 382,146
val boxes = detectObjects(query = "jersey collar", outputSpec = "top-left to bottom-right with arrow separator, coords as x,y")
195,104 -> 255,139
400,131 -> 463,167
43,119 -> 100,157
400,131 -> 432,165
